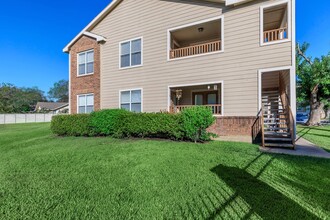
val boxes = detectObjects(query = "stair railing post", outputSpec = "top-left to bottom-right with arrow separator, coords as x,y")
261,107 -> 265,147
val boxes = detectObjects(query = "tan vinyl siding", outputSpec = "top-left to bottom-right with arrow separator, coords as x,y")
91,0 -> 292,116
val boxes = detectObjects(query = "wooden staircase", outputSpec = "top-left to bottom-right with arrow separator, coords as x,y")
252,88 -> 295,149
262,90 -> 294,148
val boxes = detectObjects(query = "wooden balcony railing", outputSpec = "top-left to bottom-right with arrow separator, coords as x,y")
263,27 -> 288,43
170,40 -> 221,59
170,104 -> 222,115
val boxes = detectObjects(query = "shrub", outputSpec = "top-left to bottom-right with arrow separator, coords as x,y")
51,114 -> 91,136
117,112 -> 182,140
180,106 -> 216,142
90,109 -> 132,136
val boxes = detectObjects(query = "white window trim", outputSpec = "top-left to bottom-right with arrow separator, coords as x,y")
260,0 -> 291,47
77,93 -> 94,114
119,88 -> 143,112
167,81 -> 224,116
77,49 -> 94,77
119,37 -> 143,70
167,15 -> 225,62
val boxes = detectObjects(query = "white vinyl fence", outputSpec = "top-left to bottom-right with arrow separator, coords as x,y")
0,114 -> 55,124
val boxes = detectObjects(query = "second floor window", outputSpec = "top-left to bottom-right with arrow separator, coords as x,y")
120,38 -> 142,68
78,50 -> 94,76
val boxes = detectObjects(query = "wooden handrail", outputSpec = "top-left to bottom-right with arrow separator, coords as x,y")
263,27 -> 288,43
251,108 -> 264,145
170,40 -> 221,59
170,104 -> 222,115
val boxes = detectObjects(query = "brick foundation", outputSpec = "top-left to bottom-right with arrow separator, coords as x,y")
208,116 -> 257,136
70,36 -> 101,114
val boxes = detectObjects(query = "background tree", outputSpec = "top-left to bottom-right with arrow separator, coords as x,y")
0,83 -> 46,113
296,42 -> 330,125
48,80 -> 69,102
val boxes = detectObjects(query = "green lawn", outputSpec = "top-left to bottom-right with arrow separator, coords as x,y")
297,125 -> 330,152
0,123 -> 329,219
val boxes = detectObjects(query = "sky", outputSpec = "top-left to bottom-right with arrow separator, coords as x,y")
0,0 -> 329,94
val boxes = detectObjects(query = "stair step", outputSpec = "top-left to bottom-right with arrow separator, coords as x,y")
262,91 -> 279,93
263,109 -> 285,112
264,143 -> 294,148
264,122 -> 287,125
264,127 -> 289,131
263,113 -> 286,116
264,131 -> 290,135
265,137 -> 292,141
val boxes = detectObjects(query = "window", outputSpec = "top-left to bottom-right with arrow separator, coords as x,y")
260,0 -> 290,45
120,89 -> 142,112
120,38 -> 142,68
78,94 -> 94,113
78,50 -> 94,75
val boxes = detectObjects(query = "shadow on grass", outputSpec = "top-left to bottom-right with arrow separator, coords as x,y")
210,164 -> 319,219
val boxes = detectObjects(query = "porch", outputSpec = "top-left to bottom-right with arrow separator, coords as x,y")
169,83 -> 223,115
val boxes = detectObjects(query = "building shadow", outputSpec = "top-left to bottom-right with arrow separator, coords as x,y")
210,164 -> 319,220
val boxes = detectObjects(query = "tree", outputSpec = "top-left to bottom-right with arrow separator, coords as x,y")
296,42 -> 330,125
48,80 -> 69,102
0,83 -> 46,113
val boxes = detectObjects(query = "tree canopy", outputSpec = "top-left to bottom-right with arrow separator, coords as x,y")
48,80 -> 69,102
0,83 -> 47,113
296,42 -> 330,124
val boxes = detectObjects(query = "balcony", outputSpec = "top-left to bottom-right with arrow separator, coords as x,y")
263,27 -> 288,43
170,104 -> 222,115
170,40 -> 221,59
262,2 -> 289,44
169,17 -> 223,60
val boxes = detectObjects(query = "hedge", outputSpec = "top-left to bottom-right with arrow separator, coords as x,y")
51,108 -> 216,142
90,109 -> 131,136
50,114 -> 91,136
116,112 -> 182,140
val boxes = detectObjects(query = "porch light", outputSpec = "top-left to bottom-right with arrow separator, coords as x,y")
175,89 -> 183,101
198,27 -> 204,33
207,85 -> 211,90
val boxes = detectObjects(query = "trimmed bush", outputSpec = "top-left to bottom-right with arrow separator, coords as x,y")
90,109 -> 132,136
51,107 -> 216,142
117,112 -> 182,140
51,114 -> 91,136
181,106 -> 216,142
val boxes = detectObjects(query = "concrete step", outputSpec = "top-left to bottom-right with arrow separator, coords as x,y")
264,143 -> 294,148
264,137 -> 292,142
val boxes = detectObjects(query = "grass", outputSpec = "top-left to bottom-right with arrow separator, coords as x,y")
0,123 -> 329,219
297,125 -> 330,152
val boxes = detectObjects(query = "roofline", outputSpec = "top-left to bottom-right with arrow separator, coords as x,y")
63,0 -> 254,53
63,0 -> 122,53
52,103 -> 69,111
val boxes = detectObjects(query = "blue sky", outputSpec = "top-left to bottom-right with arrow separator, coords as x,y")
0,0 -> 329,94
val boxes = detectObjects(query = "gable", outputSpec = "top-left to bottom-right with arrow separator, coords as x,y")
64,0 -> 257,52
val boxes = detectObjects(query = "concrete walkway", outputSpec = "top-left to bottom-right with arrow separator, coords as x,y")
260,137 -> 330,159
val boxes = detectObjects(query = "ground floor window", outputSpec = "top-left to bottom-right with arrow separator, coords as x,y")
78,94 -> 94,113
120,89 -> 142,112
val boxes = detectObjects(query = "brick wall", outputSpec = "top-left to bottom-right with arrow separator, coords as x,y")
70,36 -> 101,114
208,116 -> 257,136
